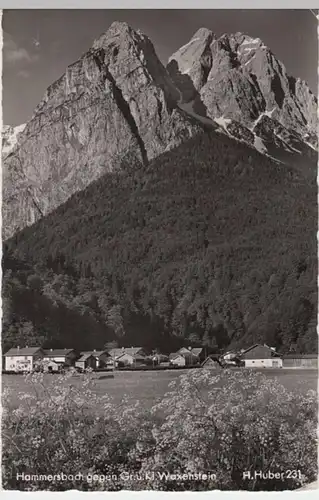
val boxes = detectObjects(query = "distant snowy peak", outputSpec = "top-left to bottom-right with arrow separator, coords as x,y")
2,124 -> 26,156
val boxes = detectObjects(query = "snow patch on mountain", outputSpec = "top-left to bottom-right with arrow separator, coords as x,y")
177,99 -> 217,127
2,124 -> 26,156
251,109 -> 276,129
242,37 -> 260,46
304,141 -> 317,151
253,134 -> 267,154
275,133 -> 302,154
214,116 -> 232,130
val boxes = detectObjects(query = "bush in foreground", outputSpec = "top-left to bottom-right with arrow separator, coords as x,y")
2,368 -> 317,491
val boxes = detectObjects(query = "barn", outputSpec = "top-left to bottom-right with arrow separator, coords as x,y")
4,347 -> 44,372
240,344 -> 282,368
282,354 -> 318,369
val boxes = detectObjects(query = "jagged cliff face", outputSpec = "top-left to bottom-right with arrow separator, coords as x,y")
168,29 -> 318,158
2,23 -> 317,239
2,22 -> 202,239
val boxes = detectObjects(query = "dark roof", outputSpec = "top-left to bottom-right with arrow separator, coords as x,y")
5,347 -> 42,356
109,347 -> 144,358
117,352 -> 146,360
169,352 -> 179,359
239,344 -> 280,358
191,347 -> 204,356
170,352 -> 198,360
283,353 -> 318,359
76,353 -> 95,362
81,350 -> 109,358
43,349 -> 75,357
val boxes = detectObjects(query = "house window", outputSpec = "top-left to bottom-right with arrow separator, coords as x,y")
25,356 -> 28,360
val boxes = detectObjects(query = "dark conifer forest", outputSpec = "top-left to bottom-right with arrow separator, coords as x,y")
2,129 -> 317,354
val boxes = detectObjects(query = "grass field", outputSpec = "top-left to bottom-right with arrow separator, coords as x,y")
2,368 -> 317,411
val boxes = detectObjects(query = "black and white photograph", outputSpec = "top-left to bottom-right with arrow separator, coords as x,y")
1,6 -> 318,492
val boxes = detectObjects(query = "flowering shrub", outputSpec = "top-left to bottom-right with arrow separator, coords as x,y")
2,368 -> 317,491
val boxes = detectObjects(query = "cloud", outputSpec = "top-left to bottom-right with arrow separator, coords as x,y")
3,33 -> 38,65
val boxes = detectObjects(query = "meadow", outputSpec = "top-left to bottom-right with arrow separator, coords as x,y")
2,367 -> 317,410
2,367 -> 317,491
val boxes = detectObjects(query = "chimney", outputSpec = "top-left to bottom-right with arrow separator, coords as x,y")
122,347 -> 125,351
94,349 -> 96,352
26,345 -> 28,348
17,346 -> 20,350
50,348 -> 53,351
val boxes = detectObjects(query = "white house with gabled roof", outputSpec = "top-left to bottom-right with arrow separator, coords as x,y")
4,346 -> 44,372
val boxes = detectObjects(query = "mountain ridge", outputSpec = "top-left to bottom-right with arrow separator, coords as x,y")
2,22 -> 317,240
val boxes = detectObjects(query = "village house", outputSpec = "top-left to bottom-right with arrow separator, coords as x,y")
239,344 -> 282,368
282,353 -> 318,369
80,350 -> 110,369
116,351 -> 147,367
178,346 -> 206,362
40,348 -> 78,372
169,351 -> 200,367
108,347 -> 146,367
4,346 -> 44,372
202,355 -> 224,369
75,353 -> 97,371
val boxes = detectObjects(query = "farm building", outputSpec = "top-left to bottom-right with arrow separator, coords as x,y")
40,359 -> 65,373
282,354 -> 318,369
108,347 -> 147,366
169,351 -> 199,367
109,347 -> 145,359
239,344 -> 282,368
42,349 -> 78,368
202,355 -> 223,369
80,350 -> 110,368
4,346 -> 44,372
115,352 -> 147,367
75,353 -> 97,371
178,347 -> 206,362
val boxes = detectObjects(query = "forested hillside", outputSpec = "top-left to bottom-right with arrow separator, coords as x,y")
3,129 -> 317,354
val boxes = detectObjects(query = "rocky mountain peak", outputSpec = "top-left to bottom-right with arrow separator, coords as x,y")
2,22 -> 202,240
167,27 -> 215,101
191,27 -> 214,40
168,28 -> 318,160
92,21 -> 144,52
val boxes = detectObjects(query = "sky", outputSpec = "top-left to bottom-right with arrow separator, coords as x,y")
2,9 -> 318,126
